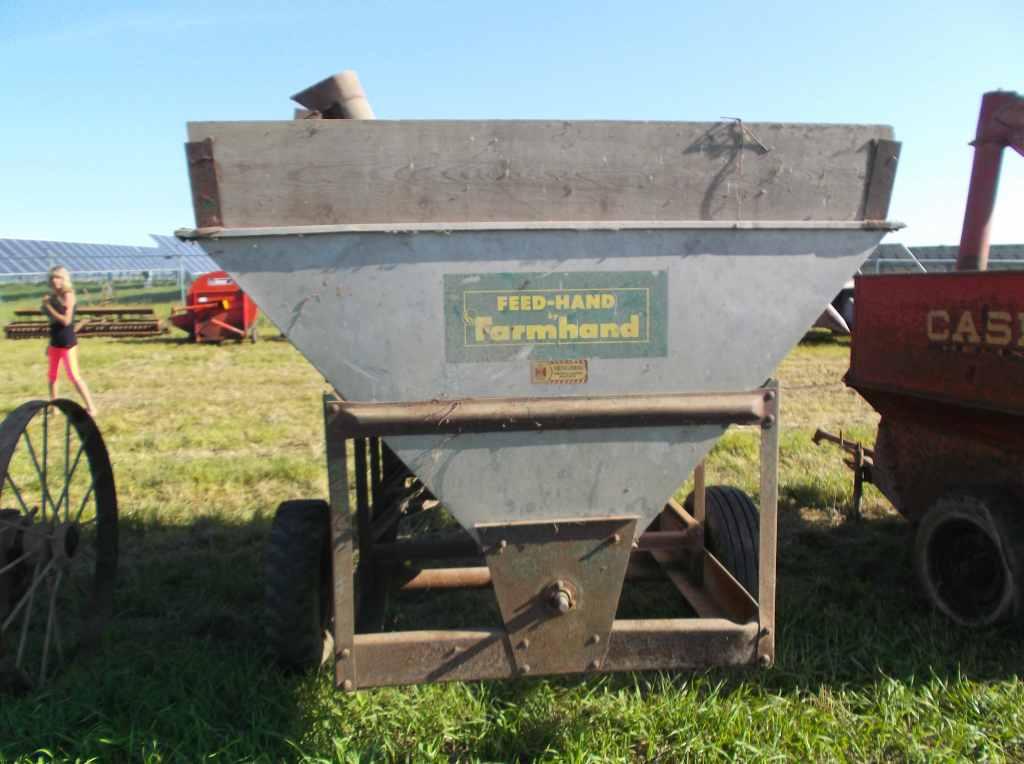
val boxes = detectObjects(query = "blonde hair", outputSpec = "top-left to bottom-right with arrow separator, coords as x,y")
48,266 -> 73,295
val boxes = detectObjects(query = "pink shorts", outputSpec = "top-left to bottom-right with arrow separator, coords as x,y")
47,346 -> 78,384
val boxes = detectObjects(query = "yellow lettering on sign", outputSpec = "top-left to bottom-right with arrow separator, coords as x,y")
527,324 -> 556,341
496,296 -> 508,311
952,311 -> 980,344
985,311 -> 1012,346
620,314 -> 640,338
473,313 -> 643,344
558,315 -> 579,339
474,316 -> 493,341
926,310 -> 949,341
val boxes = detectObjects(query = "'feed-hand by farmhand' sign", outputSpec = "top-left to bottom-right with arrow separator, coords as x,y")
444,271 -> 667,362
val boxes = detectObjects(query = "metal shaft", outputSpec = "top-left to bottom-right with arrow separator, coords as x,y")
957,91 -> 1024,272
329,390 -> 771,438
291,70 -> 375,119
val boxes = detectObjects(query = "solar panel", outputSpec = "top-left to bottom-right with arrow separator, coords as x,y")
864,243 -> 1024,274
0,235 -> 220,281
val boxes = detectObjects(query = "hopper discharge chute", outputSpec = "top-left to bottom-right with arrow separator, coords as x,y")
180,74 -> 900,689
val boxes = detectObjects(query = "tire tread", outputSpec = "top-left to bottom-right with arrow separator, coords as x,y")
265,499 -> 331,671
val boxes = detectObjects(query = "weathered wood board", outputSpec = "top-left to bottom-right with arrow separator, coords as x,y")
186,120 -> 896,228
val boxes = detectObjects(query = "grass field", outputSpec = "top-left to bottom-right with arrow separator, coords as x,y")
1,282 -> 1023,762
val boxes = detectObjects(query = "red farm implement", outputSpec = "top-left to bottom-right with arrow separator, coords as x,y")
4,307 -> 165,340
820,90 -> 1024,627
169,270 -> 259,343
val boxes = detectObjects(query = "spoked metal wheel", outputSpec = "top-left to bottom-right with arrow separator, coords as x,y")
0,400 -> 117,690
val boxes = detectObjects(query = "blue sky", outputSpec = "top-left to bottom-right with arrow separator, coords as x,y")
1,0 -> 1021,246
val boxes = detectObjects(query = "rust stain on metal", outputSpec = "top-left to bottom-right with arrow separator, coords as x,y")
477,517 -> 637,676
185,138 -> 223,228
396,566 -> 492,591
329,390 -> 770,437
862,139 -> 901,222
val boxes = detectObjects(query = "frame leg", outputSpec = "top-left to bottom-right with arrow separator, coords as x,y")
757,382 -> 779,666
325,397 -> 357,691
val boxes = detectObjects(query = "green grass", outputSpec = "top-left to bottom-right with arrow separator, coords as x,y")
1,285 -> 1023,762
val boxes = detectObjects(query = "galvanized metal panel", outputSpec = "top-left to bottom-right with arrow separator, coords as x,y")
203,224 -> 884,535
387,424 -> 723,535
201,227 -> 882,401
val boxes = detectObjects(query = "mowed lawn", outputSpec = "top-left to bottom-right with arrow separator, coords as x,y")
1,282 -> 1023,762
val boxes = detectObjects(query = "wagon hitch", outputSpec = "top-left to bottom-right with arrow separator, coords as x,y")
812,428 -> 875,519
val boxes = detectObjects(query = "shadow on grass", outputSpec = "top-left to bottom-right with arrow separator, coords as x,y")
762,478 -> 1024,691
4,487 -> 1022,759
102,335 -> 190,346
0,516 -> 312,760
113,336 -> 291,347
799,329 -> 850,347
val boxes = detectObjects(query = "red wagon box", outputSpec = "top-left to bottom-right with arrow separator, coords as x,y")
848,270 -> 1024,418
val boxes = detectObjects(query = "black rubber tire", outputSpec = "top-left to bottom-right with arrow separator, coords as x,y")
265,500 -> 332,671
686,485 -> 759,595
832,290 -> 855,332
913,492 -> 1024,627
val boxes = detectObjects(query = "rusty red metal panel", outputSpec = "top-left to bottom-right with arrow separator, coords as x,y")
848,271 -> 1024,417
868,409 -> 1024,521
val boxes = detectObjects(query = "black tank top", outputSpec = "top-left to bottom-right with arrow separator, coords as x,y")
48,293 -> 78,348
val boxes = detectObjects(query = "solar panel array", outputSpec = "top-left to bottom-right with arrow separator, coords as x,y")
866,243 -> 1024,273
3,236 -> 1020,283
0,235 -> 219,282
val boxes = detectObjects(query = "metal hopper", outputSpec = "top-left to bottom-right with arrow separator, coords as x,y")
180,74 -> 900,689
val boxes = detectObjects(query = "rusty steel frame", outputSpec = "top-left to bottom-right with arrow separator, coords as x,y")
395,557 -> 679,592
323,384 -> 779,690
328,391 -> 770,437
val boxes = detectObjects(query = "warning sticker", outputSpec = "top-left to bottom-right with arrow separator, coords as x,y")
531,360 -> 588,384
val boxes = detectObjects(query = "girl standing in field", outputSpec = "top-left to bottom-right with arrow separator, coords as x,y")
41,266 -> 97,416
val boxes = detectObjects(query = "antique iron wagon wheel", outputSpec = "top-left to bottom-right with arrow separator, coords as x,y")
0,400 -> 118,690
913,492 -> 1024,627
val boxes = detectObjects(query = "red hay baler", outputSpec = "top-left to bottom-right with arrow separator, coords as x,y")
170,271 -> 259,343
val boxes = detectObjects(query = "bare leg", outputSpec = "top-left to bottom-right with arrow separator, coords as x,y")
47,347 -> 59,400
64,347 -> 97,416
